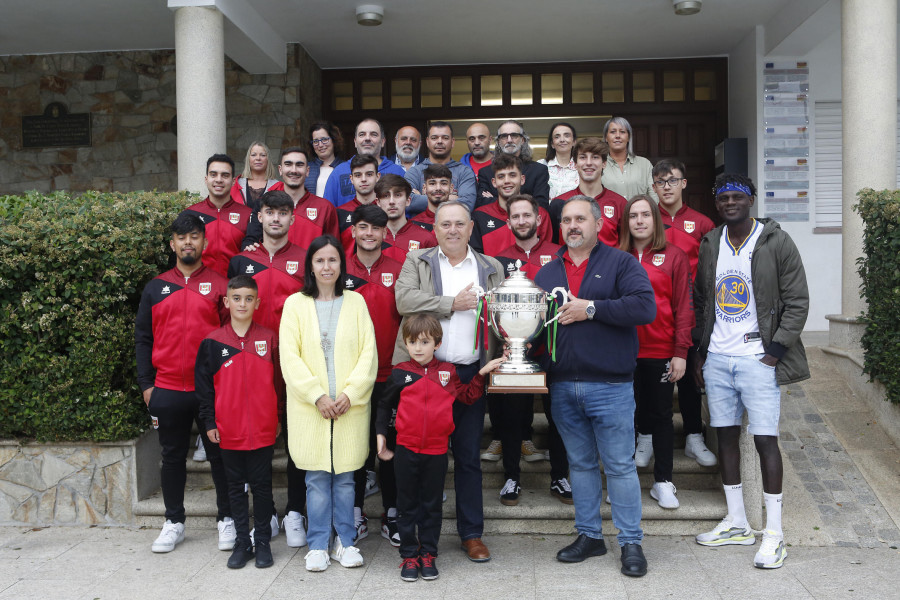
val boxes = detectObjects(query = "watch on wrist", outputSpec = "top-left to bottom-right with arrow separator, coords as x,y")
585,301 -> 596,320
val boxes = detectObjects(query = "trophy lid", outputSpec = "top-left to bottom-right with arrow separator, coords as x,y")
493,260 -> 541,295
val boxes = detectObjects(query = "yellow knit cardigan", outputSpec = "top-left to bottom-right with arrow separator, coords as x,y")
279,290 -> 377,473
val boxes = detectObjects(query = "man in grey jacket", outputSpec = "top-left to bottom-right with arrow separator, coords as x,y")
393,200 -> 503,563
692,173 -> 809,571
405,121 -> 477,215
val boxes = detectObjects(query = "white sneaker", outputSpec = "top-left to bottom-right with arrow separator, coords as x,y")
650,481 -> 680,509
696,516 -> 756,546
250,513 -> 280,546
754,530 -> 787,569
305,549 -> 330,571
364,469 -> 380,497
480,440 -> 502,461
192,434 -> 207,462
151,520 -> 185,553
283,511 -> 308,548
685,433 -> 718,467
354,507 -> 368,542
330,536 -> 364,567
217,517 -> 237,551
634,434 -> 653,468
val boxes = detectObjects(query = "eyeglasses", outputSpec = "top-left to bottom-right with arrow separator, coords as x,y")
311,137 -> 332,146
498,132 -> 523,140
653,178 -> 684,188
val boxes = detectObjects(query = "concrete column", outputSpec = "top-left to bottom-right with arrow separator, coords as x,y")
830,0 -> 898,349
174,6 -> 226,194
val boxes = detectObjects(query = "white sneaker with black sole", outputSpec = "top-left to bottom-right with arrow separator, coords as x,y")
381,512 -> 400,547
151,520 -> 185,553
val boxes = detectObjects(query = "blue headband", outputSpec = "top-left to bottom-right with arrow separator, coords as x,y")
716,182 -> 752,197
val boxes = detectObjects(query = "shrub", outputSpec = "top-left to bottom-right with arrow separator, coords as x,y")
0,190 -> 197,441
854,188 -> 900,404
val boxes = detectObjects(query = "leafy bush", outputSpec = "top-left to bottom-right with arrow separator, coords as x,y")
0,190 -> 196,441
855,188 -> 900,404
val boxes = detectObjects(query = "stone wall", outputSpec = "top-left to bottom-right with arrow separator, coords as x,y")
0,44 -> 322,195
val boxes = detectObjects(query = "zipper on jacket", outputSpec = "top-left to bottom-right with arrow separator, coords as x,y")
181,274 -> 190,391
420,367 -> 429,452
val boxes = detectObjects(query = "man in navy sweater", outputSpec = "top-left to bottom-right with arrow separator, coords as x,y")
534,196 -> 656,577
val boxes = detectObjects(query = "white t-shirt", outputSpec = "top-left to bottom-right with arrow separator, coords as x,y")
709,220 -> 765,356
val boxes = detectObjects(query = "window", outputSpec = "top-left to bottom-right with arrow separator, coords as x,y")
694,70 -> 717,101
571,73 -> 593,104
361,80 -> 382,110
511,74 -> 533,105
391,79 -> 412,109
632,71 -> 655,102
421,77 -> 442,108
481,75 -> 502,106
601,72 -> 624,103
451,76 -> 472,107
332,81 -> 353,111
663,70 -> 685,102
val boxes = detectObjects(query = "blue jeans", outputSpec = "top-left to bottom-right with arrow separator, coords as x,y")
451,361 -> 485,540
550,380 -> 643,546
305,470 -> 355,550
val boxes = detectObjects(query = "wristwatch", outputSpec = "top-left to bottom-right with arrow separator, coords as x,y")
585,301 -> 596,320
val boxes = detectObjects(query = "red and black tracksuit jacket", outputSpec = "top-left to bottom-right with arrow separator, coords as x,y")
135,265 -> 229,392
381,220 -> 437,263
410,208 -> 435,232
471,201 -> 553,257
181,198 -> 253,277
630,244 -> 694,360
227,242 -> 306,333
336,197 -> 364,255
494,238 -> 562,281
550,187 -> 627,248
660,204 -> 715,278
346,253 -> 403,382
241,187 -> 340,251
376,358 -> 485,455
195,322 -> 284,451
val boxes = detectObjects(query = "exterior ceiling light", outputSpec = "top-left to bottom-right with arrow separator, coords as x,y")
356,5 -> 384,26
673,0 -> 702,15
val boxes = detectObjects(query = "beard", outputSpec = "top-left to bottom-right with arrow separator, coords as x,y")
512,224 -> 537,241
565,231 -> 585,248
180,252 -> 199,265
396,145 -> 418,162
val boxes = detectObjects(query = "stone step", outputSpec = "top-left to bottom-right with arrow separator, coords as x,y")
134,484 -> 724,536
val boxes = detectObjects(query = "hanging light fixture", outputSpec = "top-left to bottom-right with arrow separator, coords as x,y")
673,1 -> 702,15
356,5 -> 384,26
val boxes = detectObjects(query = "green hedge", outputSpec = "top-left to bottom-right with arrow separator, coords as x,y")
855,188 -> 900,404
0,190 -> 196,441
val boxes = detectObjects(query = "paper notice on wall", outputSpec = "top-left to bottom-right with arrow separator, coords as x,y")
763,62 -> 810,221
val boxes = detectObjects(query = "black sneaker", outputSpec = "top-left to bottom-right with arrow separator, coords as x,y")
255,540 -> 273,568
227,543 -> 254,569
550,478 -> 574,505
419,552 -> 439,580
500,478 -> 520,506
400,556 -> 420,582
381,513 -> 400,547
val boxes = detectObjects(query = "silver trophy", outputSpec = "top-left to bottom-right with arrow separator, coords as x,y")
474,262 -> 567,393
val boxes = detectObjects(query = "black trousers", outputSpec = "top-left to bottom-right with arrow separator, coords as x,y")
394,444 -> 448,558
541,393 -> 570,481
222,445 -> 275,546
489,393 -> 532,481
283,422 -> 307,515
354,382 -> 398,512
677,349 -> 704,435
633,358 -> 675,482
148,387 -> 230,524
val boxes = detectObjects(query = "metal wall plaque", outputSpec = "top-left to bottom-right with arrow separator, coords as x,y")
22,103 -> 91,149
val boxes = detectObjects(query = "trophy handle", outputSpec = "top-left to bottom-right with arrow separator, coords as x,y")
471,284 -> 485,297
543,287 -> 569,325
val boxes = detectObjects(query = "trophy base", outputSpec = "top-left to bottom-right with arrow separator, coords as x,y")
487,371 -> 548,394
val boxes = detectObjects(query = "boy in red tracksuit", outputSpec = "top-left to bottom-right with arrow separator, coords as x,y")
196,275 -> 284,570
376,314 -> 505,583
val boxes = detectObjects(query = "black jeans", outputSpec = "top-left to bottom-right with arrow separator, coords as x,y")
677,349 -> 704,435
633,358 -> 675,482
148,387 -> 230,523
283,422 -> 307,515
394,445 -> 448,558
488,393 -> 532,481
222,445 -> 275,546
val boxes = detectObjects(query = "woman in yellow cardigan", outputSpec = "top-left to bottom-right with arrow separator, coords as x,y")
279,235 -> 377,572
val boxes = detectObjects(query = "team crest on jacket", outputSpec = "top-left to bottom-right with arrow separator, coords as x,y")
408,240 -> 420,251
652,254 -> 665,266
286,261 -> 299,275
255,340 -> 267,356
438,371 -> 451,386
684,221 -> 695,234
603,206 -> 615,219
381,273 -> 394,287
306,208 -> 317,220
229,212 -> 240,225
540,255 -> 552,266
198,282 -> 212,295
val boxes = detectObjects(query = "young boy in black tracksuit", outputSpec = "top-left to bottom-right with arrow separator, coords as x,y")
196,275 -> 284,570
376,314 -> 505,582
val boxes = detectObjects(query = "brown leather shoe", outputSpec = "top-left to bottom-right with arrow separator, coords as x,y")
461,538 -> 491,562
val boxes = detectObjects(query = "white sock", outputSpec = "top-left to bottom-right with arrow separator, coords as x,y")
723,483 -> 748,527
387,507 -> 397,518
764,492 -> 784,535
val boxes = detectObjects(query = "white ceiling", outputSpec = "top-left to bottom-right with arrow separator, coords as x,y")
0,0 -> 834,70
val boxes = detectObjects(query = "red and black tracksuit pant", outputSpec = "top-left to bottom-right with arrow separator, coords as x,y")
222,445 -> 275,546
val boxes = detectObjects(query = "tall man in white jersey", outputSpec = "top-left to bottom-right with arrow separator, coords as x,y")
692,173 -> 809,570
